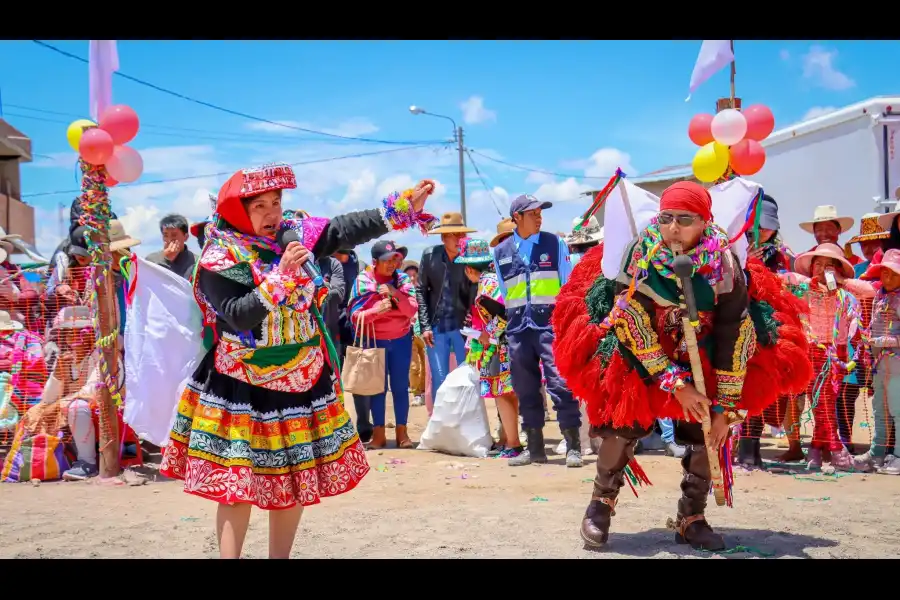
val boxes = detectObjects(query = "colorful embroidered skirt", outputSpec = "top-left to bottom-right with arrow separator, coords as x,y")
477,343 -> 512,400
160,351 -> 369,510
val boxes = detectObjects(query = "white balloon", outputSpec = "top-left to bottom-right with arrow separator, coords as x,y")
711,109 -> 748,146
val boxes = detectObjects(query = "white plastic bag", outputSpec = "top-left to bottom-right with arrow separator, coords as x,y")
555,402 -> 594,456
123,258 -> 206,447
418,363 -> 492,458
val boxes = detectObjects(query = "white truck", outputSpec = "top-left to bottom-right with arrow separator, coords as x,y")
752,96 -> 900,251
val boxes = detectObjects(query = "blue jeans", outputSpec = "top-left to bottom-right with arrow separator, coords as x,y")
870,354 -> 900,458
658,418 -> 675,444
508,328 -> 581,430
355,332 -> 414,427
426,328 -> 467,400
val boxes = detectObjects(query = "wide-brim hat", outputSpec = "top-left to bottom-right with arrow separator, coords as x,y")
429,212 -> 476,235
454,237 -> 493,264
52,306 -> 93,330
401,259 -> 419,272
109,219 -> 141,253
794,243 -> 855,279
489,218 -> 516,248
0,310 -> 23,332
877,211 -> 900,233
567,214 -> 604,247
848,213 -> 890,245
799,205 -> 854,234
863,248 -> 900,280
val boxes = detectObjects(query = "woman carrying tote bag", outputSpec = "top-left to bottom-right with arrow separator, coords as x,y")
348,240 -> 419,450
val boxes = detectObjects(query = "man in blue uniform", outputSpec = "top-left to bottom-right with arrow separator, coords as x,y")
493,194 -> 582,468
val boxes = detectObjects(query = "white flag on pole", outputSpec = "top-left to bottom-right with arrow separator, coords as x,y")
601,179 -> 659,280
686,40 -> 734,102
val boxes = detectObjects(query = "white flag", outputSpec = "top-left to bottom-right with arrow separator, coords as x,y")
600,179 -> 659,280
686,40 -> 734,102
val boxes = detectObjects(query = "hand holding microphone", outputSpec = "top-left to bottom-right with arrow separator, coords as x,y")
276,227 -> 324,287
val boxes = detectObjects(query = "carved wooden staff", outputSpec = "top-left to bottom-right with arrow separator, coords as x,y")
672,253 -> 727,507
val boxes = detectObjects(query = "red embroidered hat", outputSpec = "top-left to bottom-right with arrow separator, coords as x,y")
216,163 -> 297,234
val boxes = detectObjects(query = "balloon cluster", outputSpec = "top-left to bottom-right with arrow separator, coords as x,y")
65,105 -> 144,185
687,105 -> 775,183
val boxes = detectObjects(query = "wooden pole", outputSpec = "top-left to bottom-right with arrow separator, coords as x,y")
78,159 -> 120,479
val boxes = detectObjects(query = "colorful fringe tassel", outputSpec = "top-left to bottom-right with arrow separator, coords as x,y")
623,457 -> 653,498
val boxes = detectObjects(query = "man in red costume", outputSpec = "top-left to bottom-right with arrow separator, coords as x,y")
553,181 -> 810,552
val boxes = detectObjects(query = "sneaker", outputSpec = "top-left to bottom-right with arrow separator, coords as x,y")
830,447 -> 854,472
665,442 -> 686,458
851,451 -> 883,473
806,448 -> 823,470
63,460 -> 98,481
410,395 -> 425,407
555,439 -> 567,455
566,448 -> 584,468
878,454 -> 900,475
499,446 -> 523,459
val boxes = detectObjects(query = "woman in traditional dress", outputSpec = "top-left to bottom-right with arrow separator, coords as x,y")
159,163 -> 436,559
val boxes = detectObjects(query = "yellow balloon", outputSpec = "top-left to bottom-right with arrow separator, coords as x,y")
66,119 -> 97,152
692,141 -> 730,183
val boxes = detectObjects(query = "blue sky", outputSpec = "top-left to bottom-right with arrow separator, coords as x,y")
1,39 -> 898,259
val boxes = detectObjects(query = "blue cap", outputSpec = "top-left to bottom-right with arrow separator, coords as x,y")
509,194 -> 552,217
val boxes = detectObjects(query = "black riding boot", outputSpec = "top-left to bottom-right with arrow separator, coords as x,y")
738,416 -> 765,470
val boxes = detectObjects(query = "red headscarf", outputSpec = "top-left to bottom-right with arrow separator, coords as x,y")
659,181 -> 713,222
216,163 -> 297,235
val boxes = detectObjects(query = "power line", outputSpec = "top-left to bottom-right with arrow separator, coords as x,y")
22,143 -> 449,199
31,40 -> 445,146
4,109 -> 448,147
464,149 -> 504,217
468,148 -> 617,181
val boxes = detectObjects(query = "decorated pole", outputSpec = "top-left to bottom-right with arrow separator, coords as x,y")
78,158 -> 121,478
65,40 -> 144,481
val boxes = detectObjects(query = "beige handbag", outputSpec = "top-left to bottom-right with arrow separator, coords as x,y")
341,314 -> 386,396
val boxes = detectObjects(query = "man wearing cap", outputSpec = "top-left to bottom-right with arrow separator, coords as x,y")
565,214 -> 604,267
146,214 -> 198,281
416,212 -> 478,401
493,194 -> 582,468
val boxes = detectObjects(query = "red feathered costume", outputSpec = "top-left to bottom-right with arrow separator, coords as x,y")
553,244 -> 810,430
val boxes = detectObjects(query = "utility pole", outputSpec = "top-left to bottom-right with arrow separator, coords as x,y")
409,105 -> 468,224
456,126 -> 467,224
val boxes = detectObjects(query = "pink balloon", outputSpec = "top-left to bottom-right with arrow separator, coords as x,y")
106,145 -> 144,183
99,105 -> 140,145
743,104 -> 775,141
688,113 -> 715,146
79,128 -> 115,165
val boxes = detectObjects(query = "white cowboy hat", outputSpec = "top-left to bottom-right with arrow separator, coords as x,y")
799,205 -> 854,235
794,243 -> 855,279
0,310 -> 23,332
567,214 -> 604,247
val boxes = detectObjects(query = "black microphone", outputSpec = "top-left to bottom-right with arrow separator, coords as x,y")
276,226 -> 324,287
672,254 -> 699,324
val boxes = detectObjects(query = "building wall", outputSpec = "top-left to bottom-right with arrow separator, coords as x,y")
0,134 -> 36,246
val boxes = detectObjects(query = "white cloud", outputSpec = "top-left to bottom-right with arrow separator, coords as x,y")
459,96 -> 497,125
802,46 -> 855,91
584,148 -> 636,179
525,171 -> 554,185
802,106 -> 838,121
245,118 -> 379,137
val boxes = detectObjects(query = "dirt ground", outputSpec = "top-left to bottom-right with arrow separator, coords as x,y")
2,391 -> 899,559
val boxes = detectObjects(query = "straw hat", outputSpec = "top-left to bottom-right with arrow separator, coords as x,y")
847,213 -> 890,245
0,311 -> 23,332
794,243 -> 855,279
877,210 -> 900,233
799,205 -> 854,234
567,214 -> 604,247
109,220 -> 141,253
428,212 -> 476,235
401,259 -> 419,272
489,218 -> 516,248
52,306 -> 93,330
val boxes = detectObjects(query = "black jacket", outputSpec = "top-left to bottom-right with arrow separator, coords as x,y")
416,244 -> 477,334
318,255 -> 345,343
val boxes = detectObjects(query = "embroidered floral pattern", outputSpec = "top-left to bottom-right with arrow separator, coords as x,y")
613,299 -> 671,377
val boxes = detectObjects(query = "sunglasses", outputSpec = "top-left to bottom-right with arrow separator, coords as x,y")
658,212 -> 702,226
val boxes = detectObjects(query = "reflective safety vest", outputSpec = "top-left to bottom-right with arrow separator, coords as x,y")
494,231 -> 562,334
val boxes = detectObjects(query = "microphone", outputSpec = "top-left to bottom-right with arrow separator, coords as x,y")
276,226 -> 324,287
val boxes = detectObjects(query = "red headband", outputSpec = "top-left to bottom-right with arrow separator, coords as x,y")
659,181 -> 713,222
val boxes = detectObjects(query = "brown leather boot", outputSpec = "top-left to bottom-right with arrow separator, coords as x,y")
368,426 -> 387,450
673,445 -> 726,551
395,425 -> 414,449
580,431 -> 637,549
